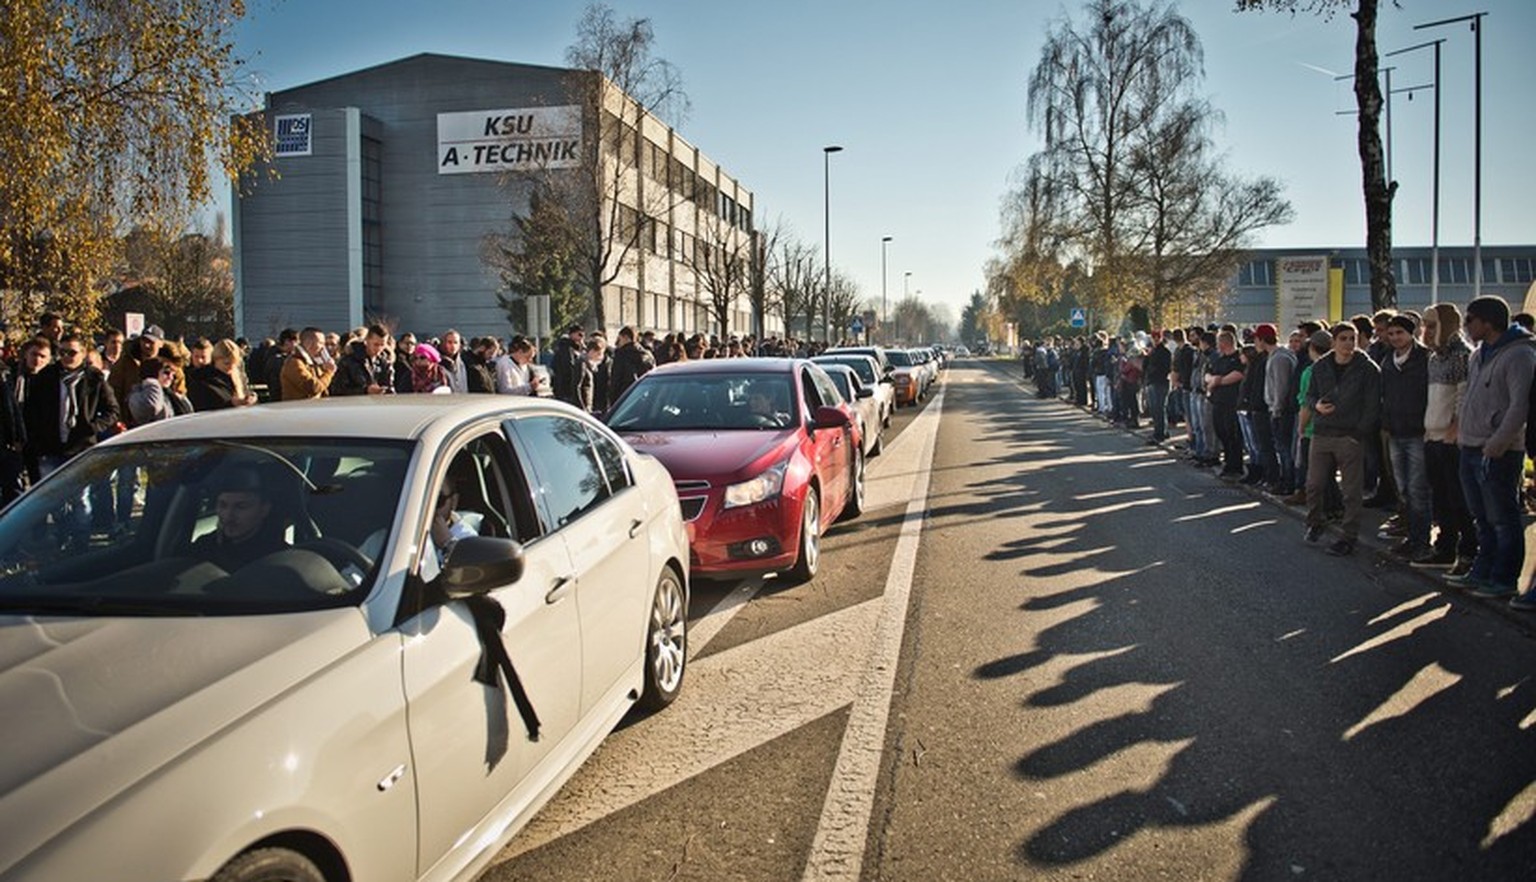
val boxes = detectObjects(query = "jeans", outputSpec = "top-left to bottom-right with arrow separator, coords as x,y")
1270,411 -> 1297,492
1458,447 -> 1525,588
1307,435 -> 1364,539
1188,392 -> 1207,457
1146,382 -> 1169,440
1387,436 -> 1432,548
1425,440 -> 1476,558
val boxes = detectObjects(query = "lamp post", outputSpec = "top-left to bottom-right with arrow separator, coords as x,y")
1417,12 -> 1487,296
822,145 -> 843,343
1385,38 -> 1445,304
903,271 -> 912,344
881,236 -> 892,343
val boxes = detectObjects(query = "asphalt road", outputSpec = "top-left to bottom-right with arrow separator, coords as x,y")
479,360 -> 1536,881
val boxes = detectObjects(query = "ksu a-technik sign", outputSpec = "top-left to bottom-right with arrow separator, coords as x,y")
437,106 -> 583,174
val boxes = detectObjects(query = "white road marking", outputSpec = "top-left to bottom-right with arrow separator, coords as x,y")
801,382 -> 946,881
689,576 -> 766,654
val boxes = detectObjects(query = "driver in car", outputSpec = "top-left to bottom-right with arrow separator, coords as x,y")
192,467 -> 289,572
746,385 -> 786,427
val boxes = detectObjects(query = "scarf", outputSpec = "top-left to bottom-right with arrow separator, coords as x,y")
58,368 -> 84,444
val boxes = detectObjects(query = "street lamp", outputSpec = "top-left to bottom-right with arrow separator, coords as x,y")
902,272 -> 912,344
881,236 -> 892,343
1417,12 -> 1488,296
823,145 -> 843,343
1385,38 -> 1445,304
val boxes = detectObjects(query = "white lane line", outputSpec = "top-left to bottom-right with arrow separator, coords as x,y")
689,576 -> 765,654
801,382 -> 945,882
496,596 -> 883,860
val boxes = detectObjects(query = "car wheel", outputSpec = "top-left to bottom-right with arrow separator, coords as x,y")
786,486 -> 821,583
871,426 -> 884,457
210,847 -> 327,882
639,565 -> 687,712
842,448 -> 866,521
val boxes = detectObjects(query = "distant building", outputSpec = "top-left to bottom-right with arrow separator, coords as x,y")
1221,245 -> 1536,326
232,53 -> 766,342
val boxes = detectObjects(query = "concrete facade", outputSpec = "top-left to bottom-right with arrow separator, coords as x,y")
233,54 -> 763,343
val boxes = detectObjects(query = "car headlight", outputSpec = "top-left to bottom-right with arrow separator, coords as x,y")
723,462 -> 787,509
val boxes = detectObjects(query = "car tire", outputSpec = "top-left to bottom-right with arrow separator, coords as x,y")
210,847 -> 327,882
841,448 -> 866,521
871,427 -> 884,457
786,486 -> 821,583
638,565 -> 687,712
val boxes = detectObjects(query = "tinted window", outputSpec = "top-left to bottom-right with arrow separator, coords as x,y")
606,373 -> 797,431
516,415 -> 608,529
812,368 -> 845,406
588,426 -> 634,493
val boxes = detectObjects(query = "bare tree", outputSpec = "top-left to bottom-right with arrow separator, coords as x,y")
689,209 -> 753,337
824,270 -> 863,340
1027,0 -> 1203,314
1236,0 -> 1397,309
118,223 -> 235,339
767,234 -> 820,342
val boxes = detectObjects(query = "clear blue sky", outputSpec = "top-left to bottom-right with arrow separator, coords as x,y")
226,0 -> 1536,323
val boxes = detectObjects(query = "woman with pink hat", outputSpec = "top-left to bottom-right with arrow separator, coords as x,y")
408,342 -> 450,394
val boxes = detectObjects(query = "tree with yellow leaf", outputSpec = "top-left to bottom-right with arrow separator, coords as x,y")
0,0 -> 265,332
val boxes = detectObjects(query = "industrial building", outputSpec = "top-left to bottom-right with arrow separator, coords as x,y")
232,53 -> 764,342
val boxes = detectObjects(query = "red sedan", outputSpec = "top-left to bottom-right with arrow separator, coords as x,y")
605,359 -> 865,582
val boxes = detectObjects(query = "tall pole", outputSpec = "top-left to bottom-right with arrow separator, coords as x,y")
1417,11 -> 1488,297
881,236 -> 892,344
903,272 -> 912,344
1386,38 -> 1446,304
822,145 -> 843,344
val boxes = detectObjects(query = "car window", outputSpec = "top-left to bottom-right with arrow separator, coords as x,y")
587,425 -> 633,494
811,367 -> 845,407
800,368 -> 824,416
514,415 -> 609,530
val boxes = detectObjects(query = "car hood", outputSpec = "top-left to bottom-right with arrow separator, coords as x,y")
621,429 -> 797,484
0,608 -> 371,867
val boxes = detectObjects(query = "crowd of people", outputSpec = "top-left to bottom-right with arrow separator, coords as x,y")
1022,294 -> 1536,611
0,313 -> 848,516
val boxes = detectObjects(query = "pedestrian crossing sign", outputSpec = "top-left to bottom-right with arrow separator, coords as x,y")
1070,308 -> 1087,328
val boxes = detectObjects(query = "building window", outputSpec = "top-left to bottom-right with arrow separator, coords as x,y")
1404,258 -> 1431,286
1238,261 -> 1272,287
1502,258 -> 1533,285
1437,258 -> 1470,285
361,136 -> 383,314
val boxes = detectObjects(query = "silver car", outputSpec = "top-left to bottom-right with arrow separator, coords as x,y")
812,353 -> 894,430
0,396 -> 690,882
817,363 -> 884,459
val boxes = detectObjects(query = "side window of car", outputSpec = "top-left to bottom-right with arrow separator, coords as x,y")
512,415 -> 609,530
801,369 -> 823,419
441,432 -> 530,543
812,368 -> 844,406
587,426 -> 634,494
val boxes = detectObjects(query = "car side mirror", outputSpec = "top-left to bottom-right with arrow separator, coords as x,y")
856,386 -> 875,399
440,536 -> 525,597
880,375 -> 895,384
813,405 -> 852,430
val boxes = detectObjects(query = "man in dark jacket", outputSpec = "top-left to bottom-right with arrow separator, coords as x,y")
1205,330 -> 1246,479
21,335 -> 120,548
264,329 -> 299,402
0,353 -> 27,505
464,337 -> 500,394
550,324 -> 585,406
609,326 -> 654,403
1145,331 -> 1172,443
1303,323 -> 1382,556
332,325 -> 395,396
1380,313 -> 1433,561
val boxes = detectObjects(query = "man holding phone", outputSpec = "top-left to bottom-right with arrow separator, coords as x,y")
1303,322 -> 1381,556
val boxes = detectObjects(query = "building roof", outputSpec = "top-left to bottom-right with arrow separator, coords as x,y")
267,52 -> 579,104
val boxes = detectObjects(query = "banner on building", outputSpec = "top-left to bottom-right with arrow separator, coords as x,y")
274,114 -> 312,157
437,106 -> 583,175
1276,256 -> 1330,331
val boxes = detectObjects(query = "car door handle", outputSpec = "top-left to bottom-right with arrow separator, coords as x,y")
628,518 -> 643,539
545,576 -> 574,605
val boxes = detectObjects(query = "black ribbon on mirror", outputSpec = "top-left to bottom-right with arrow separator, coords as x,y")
465,595 -> 541,742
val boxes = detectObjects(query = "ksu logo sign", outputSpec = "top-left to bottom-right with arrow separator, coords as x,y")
274,114 -> 312,157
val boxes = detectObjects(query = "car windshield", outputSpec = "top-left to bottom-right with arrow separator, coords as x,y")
816,357 -> 877,385
887,350 -> 914,367
606,373 -> 798,431
0,438 -> 413,617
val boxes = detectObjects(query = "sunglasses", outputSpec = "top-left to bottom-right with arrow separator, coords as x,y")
59,348 -> 83,356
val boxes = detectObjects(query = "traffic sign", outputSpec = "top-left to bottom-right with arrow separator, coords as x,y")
849,318 -> 864,334
1069,308 -> 1087,328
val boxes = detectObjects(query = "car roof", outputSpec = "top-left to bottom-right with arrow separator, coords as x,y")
648,357 -> 810,376
109,395 -> 576,445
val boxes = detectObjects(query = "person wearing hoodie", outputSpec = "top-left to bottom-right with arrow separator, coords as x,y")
1419,303 -> 1476,575
550,324 -> 585,406
1447,296 -> 1536,604
1302,322 -> 1381,557
609,326 -> 655,403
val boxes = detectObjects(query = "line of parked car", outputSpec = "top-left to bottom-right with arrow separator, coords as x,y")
0,345 -> 944,882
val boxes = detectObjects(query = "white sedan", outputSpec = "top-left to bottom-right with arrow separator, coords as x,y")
0,396 -> 689,882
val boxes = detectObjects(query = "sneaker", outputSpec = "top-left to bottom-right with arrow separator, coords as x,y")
1510,592 -> 1536,612
1281,491 -> 1307,506
1472,582 -> 1517,599
1219,470 -> 1244,482
1327,539 -> 1357,557
1381,514 -> 1403,531
1447,558 -> 1474,578
1410,547 -> 1457,569
1304,525 -> 1325,544
1444,569 -> 1485,589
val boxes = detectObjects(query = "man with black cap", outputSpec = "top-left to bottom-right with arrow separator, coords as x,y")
1380,312 -> 1433,562
1448,295 -> 1536,602
1303,322 -> 1381,556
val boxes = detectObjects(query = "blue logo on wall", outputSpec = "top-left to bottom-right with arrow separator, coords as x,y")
275,114 -> 312,157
